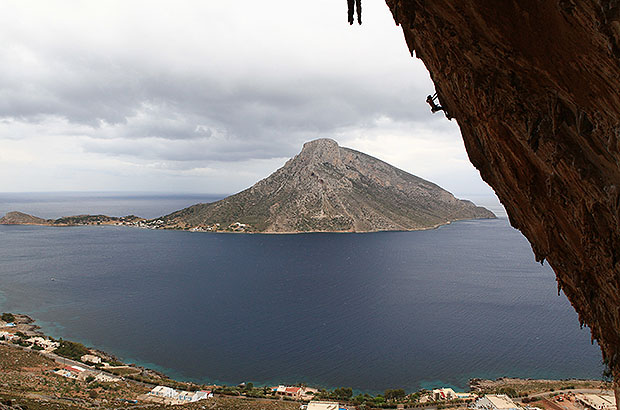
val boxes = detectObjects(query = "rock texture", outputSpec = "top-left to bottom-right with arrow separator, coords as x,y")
383,0 -> 620,390
159,138 -> 494,232
0,212 -> 144,227
0,212 -> 49,225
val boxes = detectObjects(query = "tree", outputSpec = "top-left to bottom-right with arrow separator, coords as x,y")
1,313 -> 15,323
55,340 -> 89,360
385,389 -> 406,401
333,387 -> 353,400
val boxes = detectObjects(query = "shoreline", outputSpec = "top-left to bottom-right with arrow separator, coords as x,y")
0,312 -> 608,394
0,312 -> 611,410
0,211 -> 498,235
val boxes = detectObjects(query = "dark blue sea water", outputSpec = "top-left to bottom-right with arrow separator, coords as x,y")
0,194 -> 603,393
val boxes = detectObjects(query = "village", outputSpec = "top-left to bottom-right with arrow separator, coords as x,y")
117,217 -> 252,233
0,313 -> 616,410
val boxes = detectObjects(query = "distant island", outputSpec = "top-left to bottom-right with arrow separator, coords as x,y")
0,211 -> 143,227
0,139 -> 495,233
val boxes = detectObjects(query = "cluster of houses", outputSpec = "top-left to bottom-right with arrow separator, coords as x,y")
0,320 -> 125,385
0,332 -> 60,353
471,393 -> 617,410
189,222 -> 250,232
147,385 -> 213,404
229,222 -> 249,232
134,219 -> 165,229
3,317 -> 616,410
27,336 -> 60,352
419,387 -> 476,403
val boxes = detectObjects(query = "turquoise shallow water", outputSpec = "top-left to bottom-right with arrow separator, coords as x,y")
0,194 -> 603,393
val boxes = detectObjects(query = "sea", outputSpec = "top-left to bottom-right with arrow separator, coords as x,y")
0,193 -> 603,393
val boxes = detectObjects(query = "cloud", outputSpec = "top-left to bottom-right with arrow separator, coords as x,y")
0,0 -> 495,197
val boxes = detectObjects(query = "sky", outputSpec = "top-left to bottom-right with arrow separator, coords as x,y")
0,0 -> 497,200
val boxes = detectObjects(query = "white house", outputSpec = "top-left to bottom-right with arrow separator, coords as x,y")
149,385 -> 179,399
275,385 -> 303,399
65,365 -> 86,373
54,369 -> 79,379
94,373 -> 120,383
307,401 -> 340,410
474,395 -> 521,410
0,331 -> 15,340
148,386 -> 212,403
191,391 -> 213,401
576,394 -> 617,410
433,388 -> 457,401
27,337 -> 59,351
80,354 -> 102,364
177,391 -> 194,402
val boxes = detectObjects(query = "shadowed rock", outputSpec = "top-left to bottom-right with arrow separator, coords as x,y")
382,0 -> 620,396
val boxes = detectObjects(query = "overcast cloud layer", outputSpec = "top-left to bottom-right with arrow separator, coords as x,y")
0,0 -> 495,198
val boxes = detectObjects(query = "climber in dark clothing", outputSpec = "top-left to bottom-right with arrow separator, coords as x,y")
426,93 -> 453,120
426,94 -> 443,113
348,0 -> 362,25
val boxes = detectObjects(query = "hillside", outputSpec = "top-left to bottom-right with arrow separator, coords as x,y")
0,212 -> 144,227
0,212 -> 50,225
157,139 -> 495,233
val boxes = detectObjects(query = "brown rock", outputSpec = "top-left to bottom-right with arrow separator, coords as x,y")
0,212 -> 49,225
383,0 -> 620,392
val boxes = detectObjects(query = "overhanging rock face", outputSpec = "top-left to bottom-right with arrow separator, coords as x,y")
383,0 -> 620,387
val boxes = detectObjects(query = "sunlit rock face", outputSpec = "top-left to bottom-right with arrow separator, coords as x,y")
160,138 -> 495,232
383,0 -> 620,393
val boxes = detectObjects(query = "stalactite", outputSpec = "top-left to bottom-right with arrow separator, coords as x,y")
347,0 -> 362,25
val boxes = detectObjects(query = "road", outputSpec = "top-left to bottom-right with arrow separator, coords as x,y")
0,340 -> 156,388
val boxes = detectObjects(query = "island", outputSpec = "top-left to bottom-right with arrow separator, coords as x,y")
0,139 -> 495,233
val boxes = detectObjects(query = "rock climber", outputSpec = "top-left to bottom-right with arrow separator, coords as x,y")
426,93 -> 452,120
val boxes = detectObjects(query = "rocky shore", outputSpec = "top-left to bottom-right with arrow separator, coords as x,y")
0,313 -> 609,410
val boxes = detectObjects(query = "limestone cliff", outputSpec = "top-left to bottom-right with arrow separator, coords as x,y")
382,0 -> 620,389
158,138 -> 495,232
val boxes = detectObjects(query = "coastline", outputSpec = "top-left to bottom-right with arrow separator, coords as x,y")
0,312 -> 611,410
0,211 -> 497,235
1,312 -> 607,393
0,217 -> 604,393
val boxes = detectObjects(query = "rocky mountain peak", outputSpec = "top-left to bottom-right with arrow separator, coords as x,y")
158,139 -> 495,233
297,138 -> 343,168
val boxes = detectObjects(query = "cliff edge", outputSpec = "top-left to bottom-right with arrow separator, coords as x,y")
382,0 -> 620,391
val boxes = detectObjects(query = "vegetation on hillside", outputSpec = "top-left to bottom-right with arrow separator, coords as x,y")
54,340 -> 89,360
